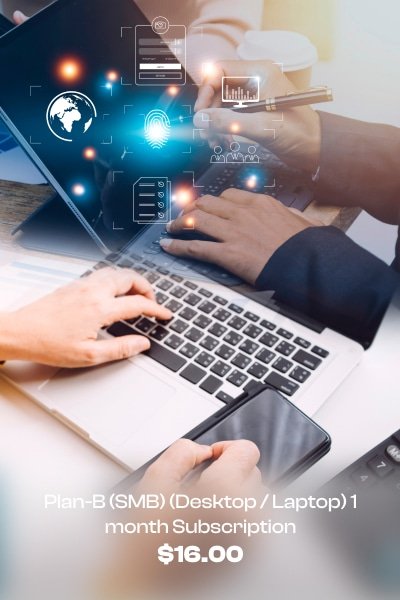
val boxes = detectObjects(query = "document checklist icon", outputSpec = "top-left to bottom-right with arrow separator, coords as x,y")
133,177 -> 171,224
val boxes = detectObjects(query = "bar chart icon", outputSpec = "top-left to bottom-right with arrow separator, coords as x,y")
222,76 -> 260,108
133,176 -> 171,224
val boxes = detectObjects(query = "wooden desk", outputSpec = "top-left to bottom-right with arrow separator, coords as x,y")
0,180 -> 360,254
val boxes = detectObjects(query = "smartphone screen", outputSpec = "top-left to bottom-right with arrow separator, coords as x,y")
194,388 -> 330,485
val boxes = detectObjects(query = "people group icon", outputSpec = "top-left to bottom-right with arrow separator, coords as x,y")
211,142 -> 260,164
245,145 -> 260,163
210,145 -> 226,163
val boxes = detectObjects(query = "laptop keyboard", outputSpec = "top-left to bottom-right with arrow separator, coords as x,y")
198,164 -> 313,211
105,259 -> 330,403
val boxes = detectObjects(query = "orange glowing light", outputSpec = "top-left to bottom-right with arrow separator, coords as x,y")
83,147 -> 97,160
202,62 -> 217,78
106,70 -> 119,82
186,217 -> 195,229
230,122 -> 240,133
175,188 -> 193,206
167,86 -> 179,96
57,59 -> 82,82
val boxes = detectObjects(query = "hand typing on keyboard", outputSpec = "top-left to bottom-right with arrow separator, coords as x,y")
161,188 -> 322,285
0,267 -> 172,368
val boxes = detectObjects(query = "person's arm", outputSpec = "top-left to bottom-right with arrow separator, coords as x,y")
0,268 -> 171,368
315,111 -> 400,225
162,189 -> 399,346
256,226 -> 399,346
186,0 -> 263,79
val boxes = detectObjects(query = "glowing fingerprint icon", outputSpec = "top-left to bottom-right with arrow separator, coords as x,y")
144,109 -> 171,149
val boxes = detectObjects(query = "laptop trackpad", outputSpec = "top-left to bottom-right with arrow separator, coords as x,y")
40,361 -> 174,446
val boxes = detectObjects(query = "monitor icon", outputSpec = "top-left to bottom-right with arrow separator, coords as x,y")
222,76 -> 260,108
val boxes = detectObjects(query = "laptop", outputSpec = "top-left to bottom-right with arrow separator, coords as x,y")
0,0 -> 364,470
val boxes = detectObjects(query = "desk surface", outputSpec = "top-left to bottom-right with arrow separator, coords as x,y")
0,180 -> 395,493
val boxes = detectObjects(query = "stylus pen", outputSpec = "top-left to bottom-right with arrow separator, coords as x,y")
234,86 -> 333,113
171,86 -> 333,124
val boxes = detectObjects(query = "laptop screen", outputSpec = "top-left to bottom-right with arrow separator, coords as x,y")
0,0 -> 210,252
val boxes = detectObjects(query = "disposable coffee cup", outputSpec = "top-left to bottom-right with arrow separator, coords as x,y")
237,30 -> 318,90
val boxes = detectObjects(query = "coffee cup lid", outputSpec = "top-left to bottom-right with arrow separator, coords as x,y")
238,30 -> 318,71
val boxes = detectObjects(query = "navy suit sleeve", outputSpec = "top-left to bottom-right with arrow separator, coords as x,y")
256,227 -> 399,347
315,111 -> 400,226
255,112 -> 400,345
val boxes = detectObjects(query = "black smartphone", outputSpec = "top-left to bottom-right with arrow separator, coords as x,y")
191,386 -> 331,487
117,386 -> 330,491
0,13 -> 14,35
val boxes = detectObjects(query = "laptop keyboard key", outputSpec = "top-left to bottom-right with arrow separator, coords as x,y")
239,340 -> 259,355
107,322 -> 133,337
276,341 -> 296,356
199,288 -> 213,298
200,336 -> 219,351
209,323 -> 227,337
170,319 -> 188,334
185,293 -> 201,306
256,348 -> 275,364
165,334 -> 184,350
265,372 -> 299,397
312,345 -> 329,358
150,326 -> 169,341
185,281 -> 198,290
272,357 -> 293,374
199,301 -> 216,314
211,360 -> 231,377
232,353 -> 252,369
145,272 -> 160,284
136,318 -> 156,333
171,286 -> 187,299
194,315 -> 212,329
227,370 -> 248,387
260,319 -> 276,331
259,332 -> 279,347
185,327 -> 203,343
165,300 -> 183,313
223,331 -> 243,346
157,279 -> 173,291
243,324 -> 262,339
228,316 -> 246,330
195,351 -> 215,368
229,303 -> 243,314
294,337 -> 311,349
293,350 -> 322,370
244,311 -> 259,322
290,366 -> 311,383
180,364 -> 207,384
248,362 -> 268,379
156,292 -> 168,304
200,375 -> 223,395
145,341 -> 187,373
180,343 -> 199,359
180,307 -> 197,321
214,308 -> 230,322
216,391 -> 235,404
214,296 -> 228,306
216,344 -> 235,360
277,328 -> 293,340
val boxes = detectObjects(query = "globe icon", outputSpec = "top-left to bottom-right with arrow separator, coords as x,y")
46,91 -> 97,142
